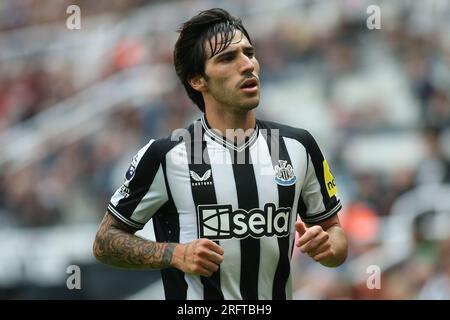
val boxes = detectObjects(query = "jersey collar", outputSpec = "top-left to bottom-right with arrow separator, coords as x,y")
200,115 -> 259,152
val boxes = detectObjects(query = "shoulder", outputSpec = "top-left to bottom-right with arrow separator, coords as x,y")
256,119 -> 318,150
139,122 -> 196,161
149,135 -> 183,157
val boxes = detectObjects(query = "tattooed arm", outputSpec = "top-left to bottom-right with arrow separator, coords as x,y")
93,212 -> 224,275
93,213 -> 175,269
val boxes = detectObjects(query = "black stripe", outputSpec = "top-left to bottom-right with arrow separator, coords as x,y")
186,124 -> 224,300
300,131 -> 337,208
297,192 -> 309,222
154,154 -> 188,300
261,129 -> 296,300
297,146 -> 309,222
230,147 -> 260,300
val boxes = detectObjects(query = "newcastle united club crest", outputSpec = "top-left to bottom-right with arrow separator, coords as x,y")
274,160 -> 297,186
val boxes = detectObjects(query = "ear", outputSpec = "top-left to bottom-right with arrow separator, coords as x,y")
188,75 -> 207,92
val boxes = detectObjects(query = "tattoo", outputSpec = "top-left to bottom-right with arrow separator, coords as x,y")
93,213 -> 176,269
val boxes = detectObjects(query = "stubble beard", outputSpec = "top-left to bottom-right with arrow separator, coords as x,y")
205,75 -> 260,113
215,88 -> 260,113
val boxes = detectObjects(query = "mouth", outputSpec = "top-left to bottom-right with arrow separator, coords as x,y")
239,78 -> 259,94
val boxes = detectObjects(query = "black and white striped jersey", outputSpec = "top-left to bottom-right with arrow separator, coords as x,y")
107,116 -> 342,300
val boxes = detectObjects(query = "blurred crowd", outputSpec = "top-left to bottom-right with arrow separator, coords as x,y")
0,0 -> 163,31
1,0 -> 450,299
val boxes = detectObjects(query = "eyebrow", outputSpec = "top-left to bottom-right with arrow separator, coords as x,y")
213,45 -> 254,61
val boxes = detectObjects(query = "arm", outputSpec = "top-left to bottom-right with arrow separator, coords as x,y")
93,212 -> 224,276
93,212 -> 174,269
295,214 -> 348,268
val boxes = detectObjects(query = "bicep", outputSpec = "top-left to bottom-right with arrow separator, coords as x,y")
93,212 -> 137,260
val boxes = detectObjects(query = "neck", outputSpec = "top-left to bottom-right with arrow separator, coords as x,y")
204,107 -> 256,144
204,108 -> 256,133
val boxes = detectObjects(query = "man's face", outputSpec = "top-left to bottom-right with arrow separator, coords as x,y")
201,30 -> 260,113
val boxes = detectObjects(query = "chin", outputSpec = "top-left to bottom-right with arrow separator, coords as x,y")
242,97 -> 260,110
237,103 -> 258,112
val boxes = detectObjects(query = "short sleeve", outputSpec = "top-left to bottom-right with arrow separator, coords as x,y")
297,131 -> 342,224
107,139 -> 169,230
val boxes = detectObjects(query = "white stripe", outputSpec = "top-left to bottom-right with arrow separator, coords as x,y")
130,165 -> 168,224
206,136 -> 242,300
250,135 -> 280,300
302,154 -> 327,215
107,204 -> 143,229
166,143 -> 203,299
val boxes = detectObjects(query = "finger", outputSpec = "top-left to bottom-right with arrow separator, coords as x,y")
187,261 -> 212,277
312,248 -> 334,262
200,259 -> 220,273
206,251 -> 224,265
295,221 -> 307,237
203,239 -> 225,256
300,232 -> 329,253
197,247 -> 223,265
195,244 -> 224,265
194,266 -> 213,277
308,241 -> 331,258
296,226 -> 321,247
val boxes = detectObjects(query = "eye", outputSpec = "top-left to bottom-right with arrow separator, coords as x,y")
220,55 -> 233,63
244,50 -> 255,58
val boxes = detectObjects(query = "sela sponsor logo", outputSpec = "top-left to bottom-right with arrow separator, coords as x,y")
197,203 -> 292,240
274,160 -> 297,186
190,169 -> 212,186
323,159 -> 337,197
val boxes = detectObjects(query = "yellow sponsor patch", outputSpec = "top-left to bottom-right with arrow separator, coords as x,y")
323,160 -> 337,197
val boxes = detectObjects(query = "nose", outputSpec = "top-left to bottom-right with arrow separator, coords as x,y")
239,53 -> 254,75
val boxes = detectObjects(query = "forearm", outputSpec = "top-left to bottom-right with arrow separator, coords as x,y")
93,224 -> 177,270
93,227 -> 221,276
319,225 -> 348,268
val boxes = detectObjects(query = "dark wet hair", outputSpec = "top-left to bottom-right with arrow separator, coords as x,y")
173,8 -> 252,112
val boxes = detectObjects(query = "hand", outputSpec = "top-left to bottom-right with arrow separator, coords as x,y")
174,238 -> 224,277
295,221 -> 334,262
